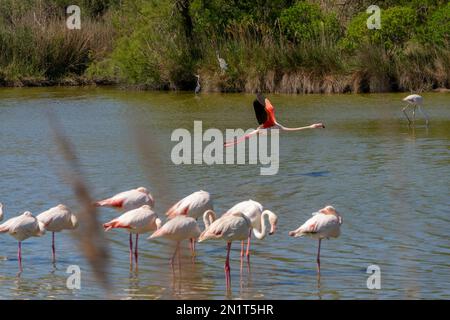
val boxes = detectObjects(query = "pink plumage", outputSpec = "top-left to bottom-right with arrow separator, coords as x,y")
95,187 -> 154,211
165,190 -> 213,220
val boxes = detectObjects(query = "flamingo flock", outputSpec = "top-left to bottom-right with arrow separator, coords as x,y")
18,92 -> 443,291
0,189 -> 343,290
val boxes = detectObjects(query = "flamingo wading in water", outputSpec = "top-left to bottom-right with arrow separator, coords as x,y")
402,94 -> 429,126
224,94 -> 325,147
166,190 -> 213,255
224,200 -> 278,258
36,204 -> 78,263
95,187 -> 154,211
289,205 -> 343,276
199,211 -> 251,290
149,215 -> 201,266
103,205 -> 162,266
0,211 -> 46,271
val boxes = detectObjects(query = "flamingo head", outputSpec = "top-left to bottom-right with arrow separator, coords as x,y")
71,214 -> 79,229
136,187 -> 149,194
319,205 -> 337,215
268,213 -> 278,235
311,123 -> 325,129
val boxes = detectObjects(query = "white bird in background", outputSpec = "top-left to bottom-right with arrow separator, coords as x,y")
166,190 -> 213,254
216,50 -> 228,73
0,203 -> 3,221
402,94 -> 429,126
289,205 -> 343,276
194,74 -> 201,94
199,211 -> 251,290
0,211 -> 46,271
103,205 -> 162,266
149,215 -> 201,266
36,204 -> 78,263
95,187 -> 154,211
225,200 -> 278,258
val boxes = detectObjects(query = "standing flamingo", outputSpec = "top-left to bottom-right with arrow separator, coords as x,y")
36,204 -> 78,263
103,205 -> 162,266
199,211 -> 251,290
225,200 -> 278,258
224,94 -> 325,147
402,94 -> 429,126
149,215 -> 201,266
0,203 -> 3,221
0,211 -> 46,271
166,190 -> 213,254
95,187 -> 154,211
288,205 -> 343,276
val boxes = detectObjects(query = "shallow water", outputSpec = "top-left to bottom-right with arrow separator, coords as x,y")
0,87 -> 449,300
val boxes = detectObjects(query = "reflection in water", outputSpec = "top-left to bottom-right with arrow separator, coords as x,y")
0,88 -> 449,299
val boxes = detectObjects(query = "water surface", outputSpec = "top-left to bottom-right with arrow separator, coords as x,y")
0,87 -> 449,299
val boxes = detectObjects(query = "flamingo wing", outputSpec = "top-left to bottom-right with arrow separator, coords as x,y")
253,94 -> 268,125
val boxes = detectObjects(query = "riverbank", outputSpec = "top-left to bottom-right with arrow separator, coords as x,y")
0,1 -> 448,94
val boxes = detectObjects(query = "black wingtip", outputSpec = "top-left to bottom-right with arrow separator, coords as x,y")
256,93 -> 265,107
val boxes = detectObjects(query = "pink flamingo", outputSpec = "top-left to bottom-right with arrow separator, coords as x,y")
166,190 -> 213,254
36,204 -> 78,263
149,215 -> 201,266
0,211 -> 46,271
199,211 -> 251,290
225,200 -> 278,258
289,205 -> 343,275
225,94 -> 325,147
103,205 -> 162,266
95,187 -> 154,211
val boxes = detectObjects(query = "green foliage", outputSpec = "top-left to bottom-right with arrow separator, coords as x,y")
342,6 -> 418,51
417,2 -> 450,46
279,1 -> 341,43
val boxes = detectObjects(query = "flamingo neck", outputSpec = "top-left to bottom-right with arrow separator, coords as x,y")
202,210 -> 216,228
277,122 -> 313,131
253,210 -> 277,240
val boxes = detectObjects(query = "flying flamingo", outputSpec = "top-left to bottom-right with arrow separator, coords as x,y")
95,187 -> 154,211
0,211 -> 46,271
224,200 -> 278,258
199,211 -> 251,290
402,94 -> 429,126
103,205 -> 162,266
149,215 -> 201,266
36,204 -> 78,263
0,203 -> 3,221
166,190 -> 213,254
288,205 -> 343,276
224,94 -> 325,147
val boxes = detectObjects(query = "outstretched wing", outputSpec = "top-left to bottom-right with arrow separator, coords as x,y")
253,93 -> 267,125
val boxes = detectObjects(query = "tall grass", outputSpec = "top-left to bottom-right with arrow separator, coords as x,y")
0,3 -> 114,85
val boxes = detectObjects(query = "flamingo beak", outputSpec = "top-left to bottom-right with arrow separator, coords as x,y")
269,223 -> 277,235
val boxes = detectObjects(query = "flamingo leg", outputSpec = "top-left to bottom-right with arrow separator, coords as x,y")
413,105 -> 416,123
18,241 -> 22,271
52,232 -> 56,264
134,234 -> 139,265
225,242 -> 232,290
418,106 -> 429,126
402,105 -> 411,125
129,233 -> 133,266
224,128 -> 260,147
316,239 -> 322,275
245,229 -> 252,257
240,241 -> 244,257
171,242 -> 180,266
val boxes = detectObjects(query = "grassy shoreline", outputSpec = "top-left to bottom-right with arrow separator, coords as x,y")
0,1 -> 448,93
